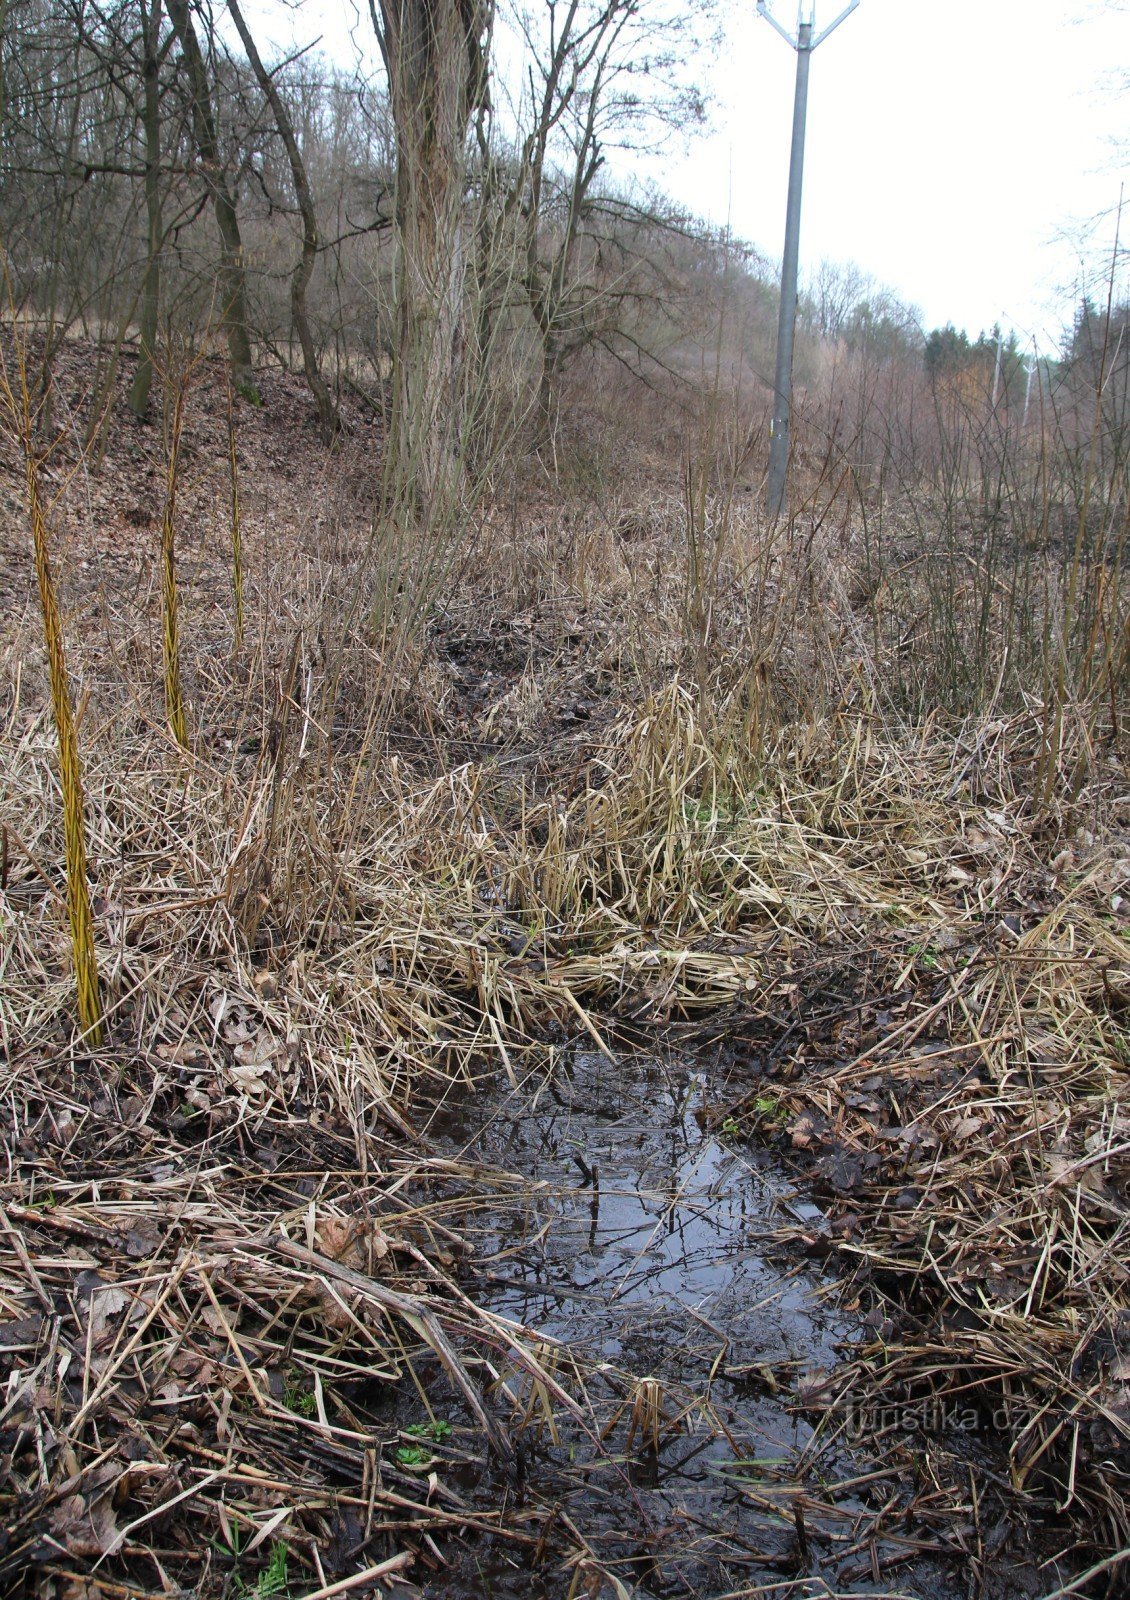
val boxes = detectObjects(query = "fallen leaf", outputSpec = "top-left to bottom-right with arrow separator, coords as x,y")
83,1283 -> 130,1349
234,1033 -> 277,1068
124,1218 -> 162,1259
315,1217 -> 392,1270
789,1115 -> 818,1150
49,1473 -> 121,1558
230,1059 -> 274,1095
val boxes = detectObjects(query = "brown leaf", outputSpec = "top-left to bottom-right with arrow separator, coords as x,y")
49,1479 -> 121,1558
83,1282 -> 130,1349
315,1216 -> 392,1271
124,1217 -> 162,1259
316,1285 -> 355,1332
59,1579 -> 99,1600
234,1033 -> 277,1068
789,1114 -> 818,1150
0,1314 -> 44,1348
314,1217 -> 354,1261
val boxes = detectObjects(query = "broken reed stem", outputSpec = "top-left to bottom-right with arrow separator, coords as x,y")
160,364 -> 189,748
226,371 -> 244,651
2,357 -> 103,1046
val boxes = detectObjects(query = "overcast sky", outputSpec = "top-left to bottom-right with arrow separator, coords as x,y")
247,0 -> 1128,351
656,0 -> 1128,349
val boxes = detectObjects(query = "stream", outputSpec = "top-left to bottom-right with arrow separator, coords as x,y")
424,1047 -> 1051,1599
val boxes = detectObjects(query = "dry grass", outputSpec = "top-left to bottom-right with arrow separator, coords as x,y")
0,349 -> 1127,1594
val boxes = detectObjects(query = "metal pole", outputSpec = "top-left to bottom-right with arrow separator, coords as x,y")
758,0 -> 858,519
766,20 -> 811,519
991,327 -> 1004,410
1023,352 -> 1035,427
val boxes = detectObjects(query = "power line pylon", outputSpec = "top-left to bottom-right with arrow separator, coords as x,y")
758,1 -> 859,519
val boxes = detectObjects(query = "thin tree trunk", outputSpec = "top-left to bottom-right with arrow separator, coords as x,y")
129,0 -> 164,418
0,0 -> 8,137
227,0 -> 339,438
167,0 -> 258,401
527,60 -> 602,445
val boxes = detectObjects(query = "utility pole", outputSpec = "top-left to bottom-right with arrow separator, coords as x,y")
1023,350 -> 1037,427
758,0 -> 859,518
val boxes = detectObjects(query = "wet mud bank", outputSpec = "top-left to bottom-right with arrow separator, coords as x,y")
422,1047 -> 1066,1599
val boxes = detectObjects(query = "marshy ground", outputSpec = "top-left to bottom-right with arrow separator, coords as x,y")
1,351 -> 1127,1599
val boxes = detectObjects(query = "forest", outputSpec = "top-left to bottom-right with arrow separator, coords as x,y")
0,1 -> 1127,1597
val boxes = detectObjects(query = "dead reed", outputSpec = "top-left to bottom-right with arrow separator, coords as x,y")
156,341 -> 198,749
226,368 -> 245,652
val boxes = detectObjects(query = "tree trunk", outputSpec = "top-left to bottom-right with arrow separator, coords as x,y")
167,0 -> 258,401
466,139 -> 512,466
0,0 -> 8,138
227,0 -> 340,438
129,0 -> 164,418
371,0 -> 489,517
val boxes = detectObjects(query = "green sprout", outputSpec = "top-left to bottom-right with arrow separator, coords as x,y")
407,1418 -> 452,1442
253,1542 -> 290,1599
282,1378 -> 317,1418
214,1528 -> 292,1600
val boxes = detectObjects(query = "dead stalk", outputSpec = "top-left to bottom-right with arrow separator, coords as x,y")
159,350 -> 191,748
226,368 -> 245,651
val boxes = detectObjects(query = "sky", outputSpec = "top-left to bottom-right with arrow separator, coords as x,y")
244,0 -> 1129,352
654,0 -> 1129,349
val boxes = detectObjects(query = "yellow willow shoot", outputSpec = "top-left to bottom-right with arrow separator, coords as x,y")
1,354 -> 103,1046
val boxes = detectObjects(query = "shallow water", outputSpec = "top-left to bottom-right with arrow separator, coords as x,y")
437,1049 -> 842,1396
426,1050 -> 1051,1598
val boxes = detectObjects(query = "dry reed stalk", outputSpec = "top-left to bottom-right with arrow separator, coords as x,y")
226,368 -> 245,650
0,1082 -> 539,1591
159,363 -> 189,746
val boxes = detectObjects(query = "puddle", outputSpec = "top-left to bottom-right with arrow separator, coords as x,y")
438,1050 -> 842,1392
425,1051 -> 1052,1598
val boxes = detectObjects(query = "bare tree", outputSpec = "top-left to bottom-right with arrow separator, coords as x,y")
226,0 -> 340,436
167,0 -> 257,399
808,259 -> 874,343
129,0 -> 169,415
1,1 -> 140,347
492,0 -> 712,436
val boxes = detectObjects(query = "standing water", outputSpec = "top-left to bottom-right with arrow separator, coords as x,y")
426,1049 -> 1048,1598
